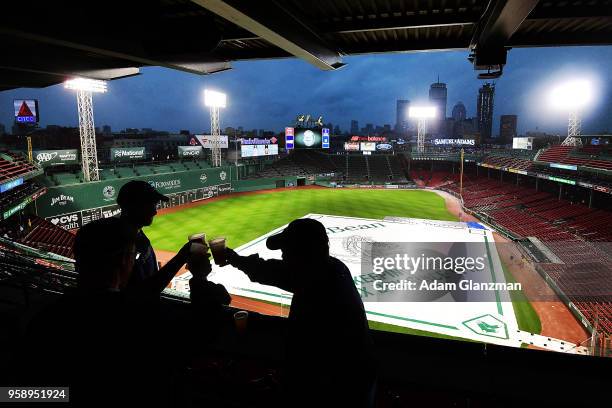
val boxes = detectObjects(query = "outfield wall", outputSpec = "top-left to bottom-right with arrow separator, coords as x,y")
36,167 -> 233,229
35,168 -> 301,229
232,177 -> 299,192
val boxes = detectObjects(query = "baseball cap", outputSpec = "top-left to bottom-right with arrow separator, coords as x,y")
116,180 -> 169,208
266,218 -> 328,250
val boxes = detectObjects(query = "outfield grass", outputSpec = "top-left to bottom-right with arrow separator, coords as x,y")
145,188 -> 456,252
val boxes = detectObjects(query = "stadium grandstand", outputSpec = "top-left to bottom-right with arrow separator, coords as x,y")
247,150 -> 408,183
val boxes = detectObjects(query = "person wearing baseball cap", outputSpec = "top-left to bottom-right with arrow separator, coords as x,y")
116,180 -> 192,300
224,218 -> 376,407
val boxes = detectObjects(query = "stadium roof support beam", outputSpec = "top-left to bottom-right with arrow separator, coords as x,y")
190,0 -> 344,71
0,27 -> 229,77
325,12 -> 478,34
469,0 -> 541,75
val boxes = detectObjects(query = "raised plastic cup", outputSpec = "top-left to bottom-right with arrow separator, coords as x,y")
209,237 -> 227,266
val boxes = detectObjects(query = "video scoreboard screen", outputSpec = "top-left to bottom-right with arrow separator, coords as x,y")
512,137 -> 533,150
241,144 -> 278,157
14,99 -> 39,123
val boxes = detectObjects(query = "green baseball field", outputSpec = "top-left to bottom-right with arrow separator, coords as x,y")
145,187 -> 541,340
144,188 -> 456,252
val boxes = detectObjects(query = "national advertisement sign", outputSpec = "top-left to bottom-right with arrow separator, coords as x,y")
433,139 -> 476,146
110,147 -> 145,162
195,135 -> 229,149
14,99 -> 39,123
178,146 -> 203,158
376,143 -> 393,151
33,149 -> 79,167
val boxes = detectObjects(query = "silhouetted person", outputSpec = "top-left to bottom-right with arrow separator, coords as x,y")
20,218 -> 173,405
116,180 -> 192,300
225,218 -> 376,407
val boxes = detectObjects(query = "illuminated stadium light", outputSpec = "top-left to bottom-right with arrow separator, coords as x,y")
548,79 -> 594,111
409,106 -> 436,153
64,78 -> 107,182
548,79 -> 594,147
204,89 -> 227,108
64,77 -> 107,93
204,89 -> 227,166
408,106 -> 437,119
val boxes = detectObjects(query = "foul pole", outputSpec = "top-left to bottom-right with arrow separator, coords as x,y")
460,148 -> 464,198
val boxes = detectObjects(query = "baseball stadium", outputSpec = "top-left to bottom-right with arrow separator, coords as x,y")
1,1 -> 611,406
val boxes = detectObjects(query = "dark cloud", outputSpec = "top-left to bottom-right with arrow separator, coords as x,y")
1,46 -> 612,135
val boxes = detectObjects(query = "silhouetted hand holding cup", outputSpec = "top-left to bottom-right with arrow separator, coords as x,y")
225,248 -> 240,267
188,244 -> 212,278
209,237 -> 228,266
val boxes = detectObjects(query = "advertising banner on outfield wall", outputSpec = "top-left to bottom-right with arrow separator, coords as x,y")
36,167 -> 233,221
33,149 -> 79,167
195,135 -> 229,149
178,146 -> 203,158
110,147 -> 146,162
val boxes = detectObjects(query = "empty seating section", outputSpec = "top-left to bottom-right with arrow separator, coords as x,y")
564,210 -> 612,242
247,151 -> 407,182
410,170 -> 458,188
387,156 -> 404,180
0,182 -> 46,212
49,160 -> 212,185
20,216 -> 76,259
368,156 -> 392,181
537,145 -> 574,163
443,176 -> 609,241
539,242 -> 612,334
537,145 -> 612,171
0,152 -> 40,184
481,155 -> 533,170
442,173 -> 611,334
346,155 -> 368,181
329,155 -> 347,176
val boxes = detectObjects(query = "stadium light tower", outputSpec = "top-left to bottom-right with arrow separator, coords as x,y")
409,106 -> 436,153
65,78 -> 107,182
204,89 -> 227,167
548,79 -> 594,147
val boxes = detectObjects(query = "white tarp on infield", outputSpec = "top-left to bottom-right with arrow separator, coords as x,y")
172,214 -> 521,347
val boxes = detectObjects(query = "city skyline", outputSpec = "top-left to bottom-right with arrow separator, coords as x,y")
1,47 -> 612,137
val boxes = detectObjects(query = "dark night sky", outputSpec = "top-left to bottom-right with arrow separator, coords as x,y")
2,46 -> 612,136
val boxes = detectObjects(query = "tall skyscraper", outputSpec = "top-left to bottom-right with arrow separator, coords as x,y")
395,99 -> 410,134
477,83 -> 495,140
350,120 -> 359,134
451,102 -> 467,122
429,79 -> 447,135
500,115 -> 518,144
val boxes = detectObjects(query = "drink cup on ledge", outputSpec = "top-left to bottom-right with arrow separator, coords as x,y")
234,310 -> 249,335
209,237 -> 228,266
